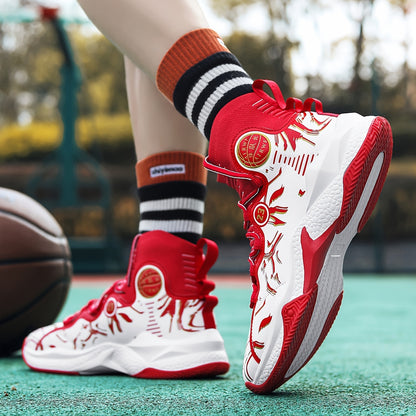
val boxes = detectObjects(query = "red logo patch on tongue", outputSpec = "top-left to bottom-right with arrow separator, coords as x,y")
236,133 -> 271,169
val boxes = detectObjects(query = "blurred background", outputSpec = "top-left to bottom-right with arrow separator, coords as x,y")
0,0 -> 415,274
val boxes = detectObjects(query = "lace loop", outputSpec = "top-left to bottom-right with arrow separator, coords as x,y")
253,79 -> 326,114
303,97 -> 324,113
63,277 -> 128,325
253,79 -> 287,109
196,238 -> 219,295
286,97 -> 304,112
196,238 -> 219,276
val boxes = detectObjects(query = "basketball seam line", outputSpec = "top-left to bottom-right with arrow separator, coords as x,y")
0,257 -> 69,266
0,208 -> 63,238
0,276 -> 70,324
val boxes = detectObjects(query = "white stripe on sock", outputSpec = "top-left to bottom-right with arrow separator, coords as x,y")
139,219 -> 203,235
197,78 -> 254,133
140,198 -> 205,214
185,63 -> 249,120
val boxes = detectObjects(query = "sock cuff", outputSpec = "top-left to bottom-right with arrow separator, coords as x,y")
136,151 -> 207,188
156,29 -> 229,102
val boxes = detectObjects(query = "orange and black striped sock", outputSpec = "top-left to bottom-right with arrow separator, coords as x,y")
157,29 -> 253,139
136,151 -> 207,244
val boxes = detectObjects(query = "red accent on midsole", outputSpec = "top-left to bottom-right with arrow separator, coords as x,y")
245,290 -> 343,394
337,117 -> 392,234
246,286 -> 318,394
301,225 -> 336,294
134,362 -> 230,379
279,291 -> 344,385
27,366 -> 79,376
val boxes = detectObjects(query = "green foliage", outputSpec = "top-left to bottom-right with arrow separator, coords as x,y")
71,30 -> 128,115
373,161 -> 416,241
77,113 -> 133,148
0,121 -> 61,159
0,20 -> 128,127
0,113 -> 133,161
225,31 -> 278,79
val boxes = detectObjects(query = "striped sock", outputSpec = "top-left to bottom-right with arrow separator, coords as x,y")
157,29 -> 253,139
136,151 -> 207,244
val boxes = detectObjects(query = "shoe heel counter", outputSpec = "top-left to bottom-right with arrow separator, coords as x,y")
134,231 -> 219,301
202,295 -> 219,329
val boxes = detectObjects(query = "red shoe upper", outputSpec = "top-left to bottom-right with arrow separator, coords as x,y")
205,79 -> 333,201
63,231 -> 219,330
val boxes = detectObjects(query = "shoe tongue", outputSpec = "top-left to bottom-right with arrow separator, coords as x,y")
126,234 -> 141,286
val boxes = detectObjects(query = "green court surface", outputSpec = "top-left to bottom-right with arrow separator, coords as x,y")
1,276 -> 415,416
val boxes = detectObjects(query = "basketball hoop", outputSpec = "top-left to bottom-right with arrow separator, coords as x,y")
0,0 -> 89,23
39,6 -> 59,21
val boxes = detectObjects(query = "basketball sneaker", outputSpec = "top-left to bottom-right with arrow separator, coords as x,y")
22,231 -> 229,378
205,79 -> 393,393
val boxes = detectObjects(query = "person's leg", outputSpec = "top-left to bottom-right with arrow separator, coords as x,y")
125,57 -> 206,159
77,0 -> 254,139
125,58 -> 207,243
77,0 -> 210,79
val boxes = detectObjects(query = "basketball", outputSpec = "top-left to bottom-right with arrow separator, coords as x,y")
0,187 -> 72,356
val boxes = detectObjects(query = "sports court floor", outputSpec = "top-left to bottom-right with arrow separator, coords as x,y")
1,275 -> 415,415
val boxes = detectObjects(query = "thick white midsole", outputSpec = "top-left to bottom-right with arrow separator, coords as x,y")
24,328 -> 228,375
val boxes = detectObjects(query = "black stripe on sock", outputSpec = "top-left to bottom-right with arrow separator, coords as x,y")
190,70 -> 251,126
174,232 -> 201,244
140,209 -> 203,222
204,83 -> 253,139
138,181 -> 206,203
139,230 -> 201,245
173,52 -> 245,116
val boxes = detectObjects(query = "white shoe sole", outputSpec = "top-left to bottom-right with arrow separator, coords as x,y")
23,328 -> 229,378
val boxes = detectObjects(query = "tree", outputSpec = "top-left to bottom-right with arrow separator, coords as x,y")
0,20 -> 128,127
209,0 -> 298,96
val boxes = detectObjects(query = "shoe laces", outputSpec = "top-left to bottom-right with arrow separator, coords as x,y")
228,80 -> 325,308
63,278 -> 128,325
252,79 -> 325,114
63,236 -> 142,326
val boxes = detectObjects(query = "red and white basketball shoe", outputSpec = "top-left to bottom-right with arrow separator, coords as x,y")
205,79 -> 393,393
22,231 -> 229,378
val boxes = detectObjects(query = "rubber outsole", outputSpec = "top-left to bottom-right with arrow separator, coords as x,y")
135,362 -> 230,379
